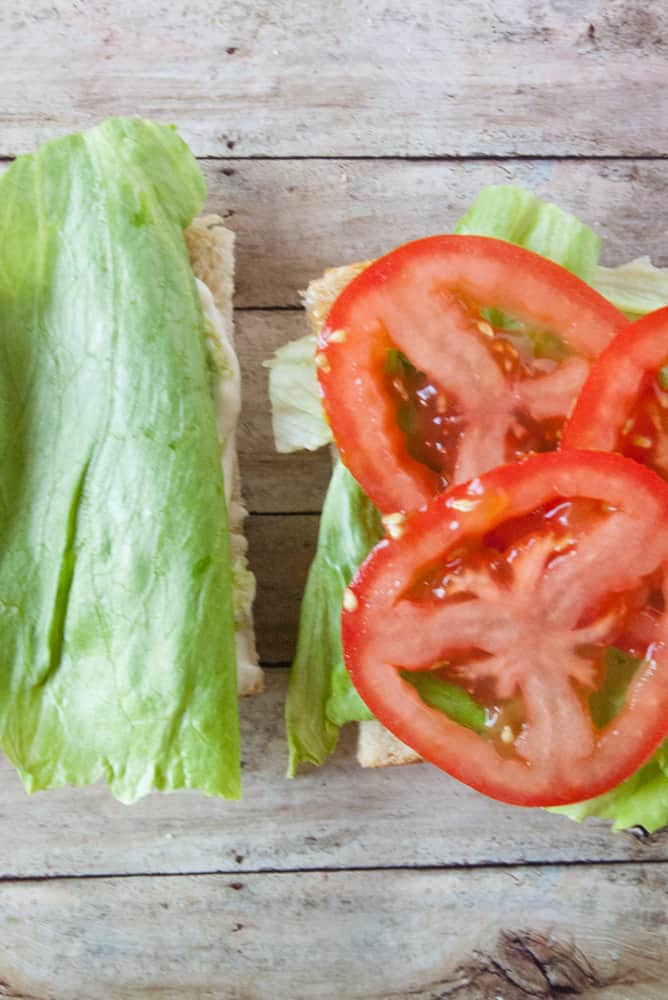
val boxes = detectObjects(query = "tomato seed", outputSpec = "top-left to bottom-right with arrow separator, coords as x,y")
315,352 -> 330,373
342,588 -> 358,612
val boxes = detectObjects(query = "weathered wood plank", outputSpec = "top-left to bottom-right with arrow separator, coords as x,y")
0,670 -> 665,879
1,864 -> 666,999
246,514 -> 318,662
215,158 -> 668,307
1,2 -> 667,157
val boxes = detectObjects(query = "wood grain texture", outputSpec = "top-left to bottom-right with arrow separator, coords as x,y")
246,515 -> 318,662
0,671 -> 665,879
1,1 -> 667,157
213,159 -> 668,307
1,864 -> 666,999
2,5 -> 668,991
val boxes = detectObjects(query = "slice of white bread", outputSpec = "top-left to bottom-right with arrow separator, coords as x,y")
304,263 -> 419,766
186,216 -> 263,697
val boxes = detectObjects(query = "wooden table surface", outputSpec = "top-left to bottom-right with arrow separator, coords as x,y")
2,3 -> 668,998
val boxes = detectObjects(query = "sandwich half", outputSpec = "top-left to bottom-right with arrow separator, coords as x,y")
270,185 -> 668,832
0,118 -> 260,802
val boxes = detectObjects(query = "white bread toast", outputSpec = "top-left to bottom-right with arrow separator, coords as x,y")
186,217 -> 263,697
304,263 -> 419,766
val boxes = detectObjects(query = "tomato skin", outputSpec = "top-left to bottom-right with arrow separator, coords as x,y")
318,236 -> 627,514
342,450 -> 668,807
562,305 -> 668,465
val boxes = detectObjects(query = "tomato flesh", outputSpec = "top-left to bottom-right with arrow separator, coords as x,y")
563,306 -> 668,481
386,351 -> 463,482
617,373 -> 668,476
318,236 -> 627,513
342,451 -> 668,807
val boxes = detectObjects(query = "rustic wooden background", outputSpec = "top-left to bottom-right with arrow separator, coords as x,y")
1,2 -> 668,997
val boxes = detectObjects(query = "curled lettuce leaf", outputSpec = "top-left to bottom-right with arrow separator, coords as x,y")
0,119 -> 239,802
266,334 -> 331,453
454,185 -> 600,282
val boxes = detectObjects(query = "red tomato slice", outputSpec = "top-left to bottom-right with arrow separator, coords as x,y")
317,236 -> 627,514
563,306 -> 668,477
342,451 -> 668,807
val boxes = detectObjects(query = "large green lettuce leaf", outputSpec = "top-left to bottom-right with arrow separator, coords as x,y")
0,118 -> 239,802
592,257 -> 668,317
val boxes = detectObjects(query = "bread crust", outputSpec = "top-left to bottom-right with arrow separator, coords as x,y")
186,216 -> 263,697
186,215 -> 236,328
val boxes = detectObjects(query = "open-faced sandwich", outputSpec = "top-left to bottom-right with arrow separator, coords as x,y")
0,118 -> 261,802
269,185 -> 668,831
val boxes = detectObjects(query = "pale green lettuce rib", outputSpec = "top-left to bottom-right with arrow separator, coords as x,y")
592,256 -> 668,317
266,334 -> 331,453
0,118 -> 239,802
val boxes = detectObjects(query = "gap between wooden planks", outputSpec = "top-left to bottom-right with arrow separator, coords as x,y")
0,864 -> 666,999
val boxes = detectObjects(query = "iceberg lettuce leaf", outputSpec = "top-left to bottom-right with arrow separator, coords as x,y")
0,118 -> 239,802
592,256 -> 668,317
454,184 -> 600,282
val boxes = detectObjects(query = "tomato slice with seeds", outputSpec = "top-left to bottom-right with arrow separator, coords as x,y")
563,306 -> 668,478
342,451 -> 668,807
318,236 -> 626,514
